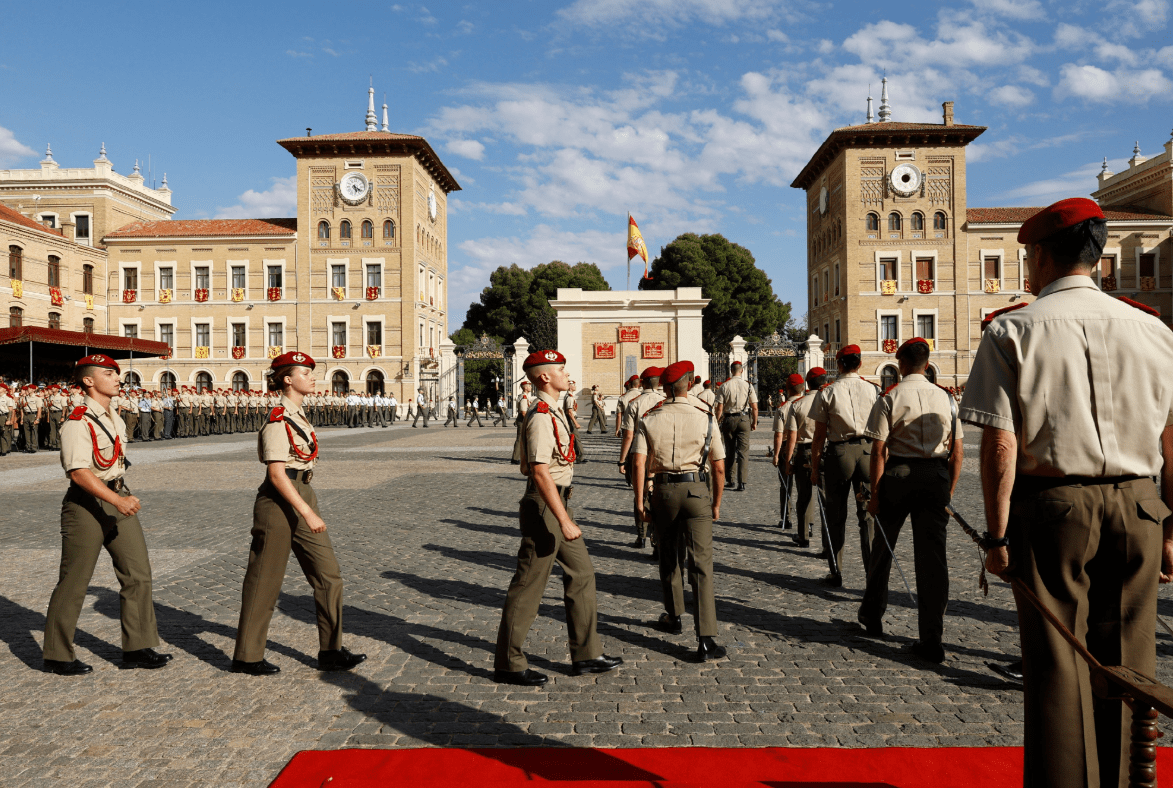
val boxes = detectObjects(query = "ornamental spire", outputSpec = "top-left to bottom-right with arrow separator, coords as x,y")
381,94 -> 389,132
878,77 -> 892,123
866,85 -> 874,124
365,79 -> 378,132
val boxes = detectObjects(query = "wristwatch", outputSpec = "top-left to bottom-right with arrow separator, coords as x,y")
981,532 -> 1010,550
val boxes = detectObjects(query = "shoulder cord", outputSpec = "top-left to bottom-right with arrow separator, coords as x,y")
283,417 -> 319,462
549,409 -> 577,463
700,410 -> 715,471
82,412 -> 123,470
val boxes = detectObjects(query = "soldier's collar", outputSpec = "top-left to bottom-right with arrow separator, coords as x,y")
1038,274 -> 1098,299
279,394 -> 306,416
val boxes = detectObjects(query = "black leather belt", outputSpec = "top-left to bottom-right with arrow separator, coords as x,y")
830,436 -> 871,445
526,481 -> 573,499
69,477 -> 127,494
655,471 -> 707,484
286,468 -> 314,483
1013,473 -> 1143,498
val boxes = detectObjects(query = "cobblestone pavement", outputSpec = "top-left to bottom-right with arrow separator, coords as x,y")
3,423 -> 1173,787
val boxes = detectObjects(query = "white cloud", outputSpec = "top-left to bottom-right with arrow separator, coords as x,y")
558,0 -> 786,27
968,0 -> 1045,19
1053,23 -> 1087,49
1017,65 -> 1050,86
816,39 -> 834,54
766,29 -> 788,42
456,20 -> 474,34
446,139 -> 485,160
409,56 -> 448,73
0,126 -> 36,166
1095,41 -> 1140,65
989,84 -> 1035,106
1110,0 -> 1169,37
214,176 -> 297,219
842,15 -> 1033,72
1054,63 -> 1173,102
995,159 -> 1126,204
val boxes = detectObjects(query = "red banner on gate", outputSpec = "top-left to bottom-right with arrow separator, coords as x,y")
618,326 -> 640,343
642,342 -> 664,359
594,342 -> 616,359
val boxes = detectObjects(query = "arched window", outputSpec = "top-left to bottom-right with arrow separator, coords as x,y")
361,220 -> 373,239
160,372 -> 177,391
383,220 -> 394,239
340,220 -> 352,239
318,220 -> 330,239
888,213 -> 902,231
47,255 -> 61,287
8,245 -> 21,279
934,212 -> 947,230
924,366 -> 937,384
83,317 -> 94,333
332,370 -> 350,394
47,312 -> 61,330
866,213 -> 879,232
366,369 -> 385,395
83,264 -> 94,295
910,212 -> 924,231
9,306 -> 22,327
232,371 -> 250,391
881,365 -> 898,391
124,372 -> 142,388
195,372 -> 213,393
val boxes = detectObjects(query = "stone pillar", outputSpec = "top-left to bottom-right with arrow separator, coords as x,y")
511,336 -> 530,418
438,338 -> 456,402
801,334 -> 824,376
730,335 -> 749,366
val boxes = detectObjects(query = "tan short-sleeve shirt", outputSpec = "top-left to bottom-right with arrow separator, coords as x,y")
715,376 -> 756,414
785,392 -> 819,444
23,394 -> 43,413
258,396 -> 318,470
960,275 -> 1173,477
524,390 -> 575,486
632,399 -> 726,473
772,394 -> 803,433
810,373 -> 880,441
866,374 -> 961,459
622,390 -> 666,432
698,388 -> 716,407
60,396 -> 127,481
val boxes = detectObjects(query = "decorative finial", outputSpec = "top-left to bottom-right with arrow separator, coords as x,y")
382,94 -> 389,132
98,143 -> 107,161
866,84 -> 874,124
1134,141 -> 1142,156
878,77 -> 892,123
1130,141 -> 1147,167
44,144 -> 53,161
365,83 -> 378,132
161,173 -> 168,188
1100,157 -> 1109,175
133,159 -> 141,175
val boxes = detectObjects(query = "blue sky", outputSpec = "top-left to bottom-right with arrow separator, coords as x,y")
2,0 -> 1170,330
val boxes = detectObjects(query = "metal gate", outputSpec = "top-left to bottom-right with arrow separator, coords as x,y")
707,345 -> 731,385
747,331 -> 799,391
455,333 -> 517,418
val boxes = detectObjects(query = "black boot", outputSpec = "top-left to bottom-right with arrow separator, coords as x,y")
695,637 -> 727,662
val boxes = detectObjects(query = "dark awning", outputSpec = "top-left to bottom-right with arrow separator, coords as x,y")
0,326 -> 171,363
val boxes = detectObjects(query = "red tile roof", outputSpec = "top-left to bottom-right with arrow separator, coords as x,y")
967,207 -> 1173,223
105,218 -> 297,239
0,203 -> 64,237
276,131 -> 461,194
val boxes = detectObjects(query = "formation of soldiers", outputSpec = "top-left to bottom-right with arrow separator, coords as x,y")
29,199 -> 1173,787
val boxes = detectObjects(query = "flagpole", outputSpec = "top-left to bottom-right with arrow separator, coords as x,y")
626,212 -> 631,291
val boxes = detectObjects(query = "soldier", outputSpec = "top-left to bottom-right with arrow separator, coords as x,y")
857,338 -> 964,662
44,354 -> 172,674
563,381 -> 586,463
810,345 -> 879,586
586,385 -> 607,434
714,362 -> 758,492
615,375 -> 640,437
0,384 -> 13,456
162,389 -> 175,439
443,395 -> 459,427
961,198 -> 1173,786
619,367 -> 666,552
232,351 -> 366,676
771,374 -> 806,530
510,381 -> 534,461
493,349 -> 622,686
467,395 -> 484,428
411,387 -> 429,428
697,379 -> 716,409
494,394 -> 507,426
388,392 -> 399,424
136,391 -> 152,441
20,384 -> 43,452
631,360 -> 728,661
149,392 -> 163,440
781,367 -> 827,550
47,385 -> 68,450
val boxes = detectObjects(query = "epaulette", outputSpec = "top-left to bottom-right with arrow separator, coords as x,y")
268,407 -> 285,423
1117,296 -> 1161,318
643,401 -> 664,418
981,301 -> 1030,328
67,406 -> 88,421
535,401 -> 550,414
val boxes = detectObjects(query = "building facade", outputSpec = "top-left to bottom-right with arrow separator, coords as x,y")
791,82 -> 1173,389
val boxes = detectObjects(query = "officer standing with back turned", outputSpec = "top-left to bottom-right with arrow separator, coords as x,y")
714,361 -> 757,491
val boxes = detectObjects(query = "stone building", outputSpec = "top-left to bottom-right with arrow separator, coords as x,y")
791,79 -> 1173,389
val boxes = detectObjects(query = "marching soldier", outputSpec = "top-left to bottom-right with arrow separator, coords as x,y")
493,349 -> 622,686
615,375 -> 640,437
781,367 -> 827,550
697,380 -> 716,409
443,395 -> 459,427
387,392 -> 399,424
467,395 -> 484,428
510,381 -> 534,461
162,389 -> 175,439
586,385 -> 607,434
631,360 -> 728,661
48,385 -> 68,450
232,351 -> 366,676
962,199 -> 1173,787
21,384 -> 43,452
857,338 -> 963,662
44,354 -> 172,674
619,367 -> 666,551
411,387 -> 429,428
771,375 -> 806,530
150,392 -> 164,440
713,362 -> 758,492
810,345 -> 879,586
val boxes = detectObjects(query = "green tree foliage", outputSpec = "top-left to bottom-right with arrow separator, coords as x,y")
639,233 -> 790,350
448,327 -> 508,408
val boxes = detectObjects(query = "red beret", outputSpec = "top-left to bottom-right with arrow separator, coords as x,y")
662,360 -> 694,385
626,375 -> 639,386
76,354 -> 121,374
896,337 -> 930,358
270,351 -> 316,370
703,379 -> 711,385
640,366 -> 664,382
787,373 -> 805,387
1017,198 -> 1105,245
522,349 -> 565,370
836,344 -> 861,359
808,366 -> 827,377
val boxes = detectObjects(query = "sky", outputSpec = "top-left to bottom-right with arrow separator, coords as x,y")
2,0 -> 1171,331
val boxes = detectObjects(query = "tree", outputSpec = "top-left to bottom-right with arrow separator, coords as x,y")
463,261 -> 610,347
639,233 -> 790,350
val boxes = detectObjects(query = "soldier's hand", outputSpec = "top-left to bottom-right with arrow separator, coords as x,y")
809,467 -> 819,485
771,454 -> 779,467
1160,539 -> 1173,584
985,546 -> 1011,581
783,461 -> 792,476
637,508 -> 651,523
712,503 -> 720,521
866,496 -> 879,516
560,521 -> 582,541
115,495 -> 141,517
306,512 -> 327,534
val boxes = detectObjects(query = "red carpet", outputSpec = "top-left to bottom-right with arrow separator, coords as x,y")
269,746 -> 1173,787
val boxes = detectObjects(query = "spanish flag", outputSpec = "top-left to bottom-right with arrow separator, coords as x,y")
627,214 -> 651,280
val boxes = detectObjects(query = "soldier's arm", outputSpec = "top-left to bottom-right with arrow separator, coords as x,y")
750,401 -> 759,431
68,468 -> 140,517
979,426 -> 1016,579
266,461 -> 326,533
810,421 -> 828,484
632,454 -> 649,521
530,463 -> 580,541
619,429 -> 634,465
1160,425 -> 1173,583
710,458 -> 725,520
866,439 -> 886,515
771,429 -> 782,465
948,435 -> 965,499
714,401 -> 724,421
783,430 -> 798,474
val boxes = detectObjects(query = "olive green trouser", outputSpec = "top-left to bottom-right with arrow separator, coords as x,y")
652,480 -> 718,637
151,411 -> 163,440
723,414 -> 751,484
0,420 -> 11,453
792,445 -> 819,546
858,458 -> 950,647
494,487 -> 601,671
1010,476 -> 1167,788
466,409 -> 483,427
48,410 -> 62,448
586,407 -> 606,434
823,438 -> 874,576
22,413 -> 38,450
233,477 -> 344,662
43,484 -> 160,661
511,416 -> 525,461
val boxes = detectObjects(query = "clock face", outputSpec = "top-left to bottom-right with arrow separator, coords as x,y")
427,189 -> 437,221
818,186 -> 828,215
889,163 -> 922,196
339,172 -> 370,203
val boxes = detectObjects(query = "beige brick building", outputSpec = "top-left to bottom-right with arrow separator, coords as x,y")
791,84 -> 1173,389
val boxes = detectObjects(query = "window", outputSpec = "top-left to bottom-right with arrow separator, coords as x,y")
916,314 -> 936,340
232,372 -> 250,392
195,323 -> 210,346
83,317 -> 93,333
75,214 -> 90,241
161,372 -> 177,390
124,324 -> 138,339
268,323 -> 283,347
47,256 -> 60,287
361,220 -> 373,239
419,322 -> 425,346
124,372 -> 141,388
911,212 -> 924,231
879,257 -> 896,282
48,312 -> 61,330
383,220 -> 395,239
232,266 -> 246,288
833,264 -> 840,296
195,266 -> 210,289
159,266 -> 174,289
822,270 -> 829,299
366,370 -> 385,395
1140,253 -> 1156,278
232,323 -> 246,347
9,307 -> 21,327
834,319 -> 841,344
160,324 -> 174,348
934,212 -> 947,230
196,372 -> 213,393
812,275 -> 819,306
79,265 -> 93,296
332,370 -> 349,394
1101,255 -> 1117,276
881,365 -> 898,390
866,213 -> 879,232
366,264 -> 381,289
332,264 -> 346,288
318,220 -> 330,239
40,214 -> 57,228
915,257 -> 934,282
880,315 -> 898,341
888,213 -> 901,232
367,321 -> 383,346
332,322 -> 347,346
340,220 -> 352,240
267,265 -> 282,288
984,256 -> 1001,280
124,267 -> 138,291
823,323 -> 829,344
7,246 -> 21,279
